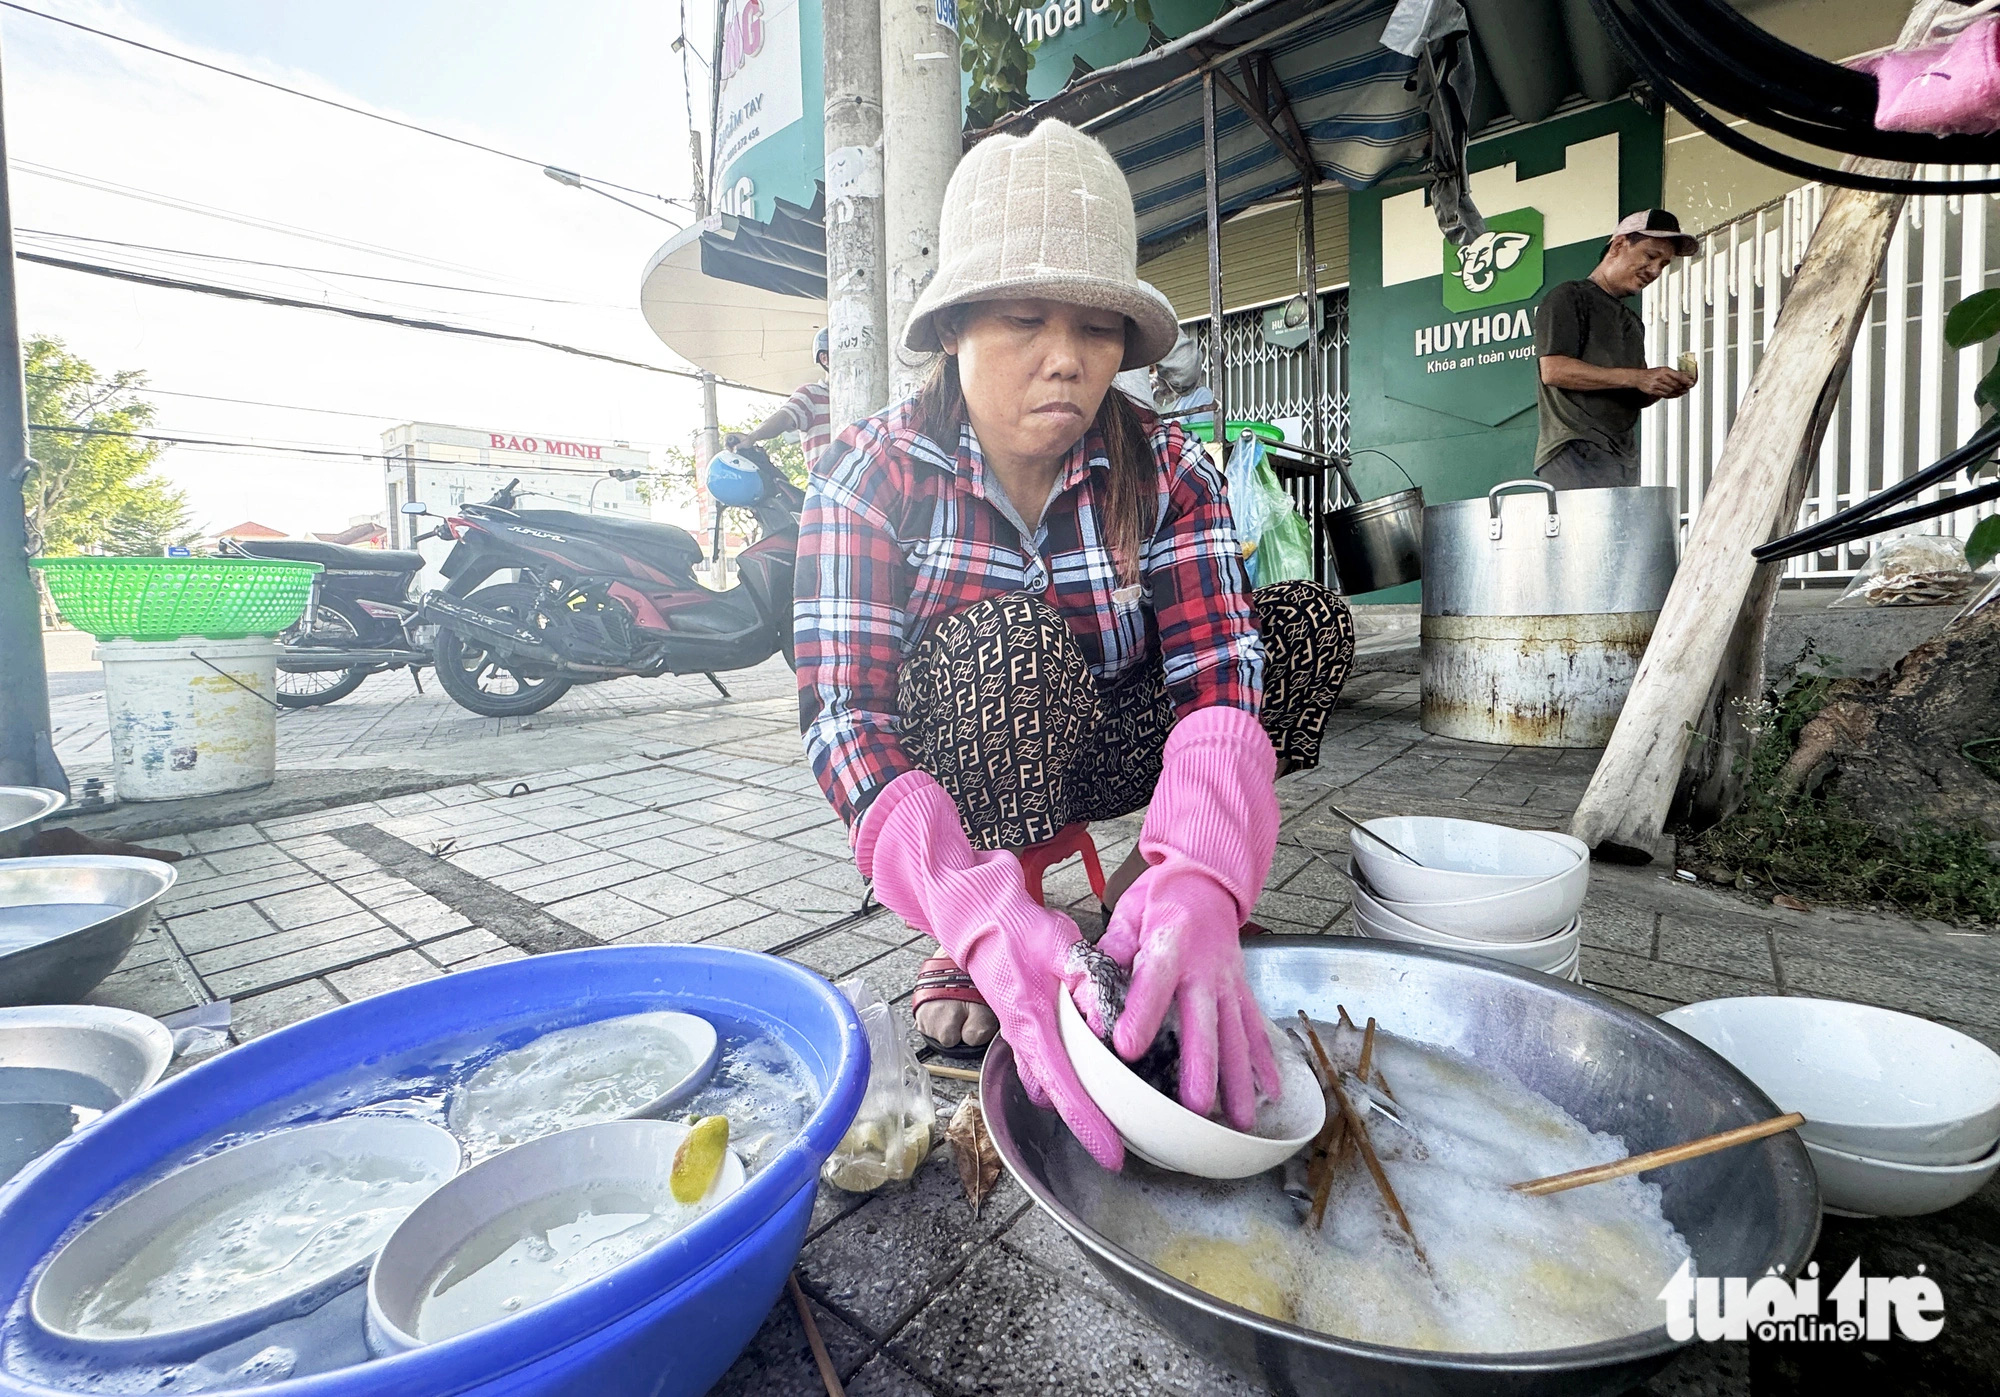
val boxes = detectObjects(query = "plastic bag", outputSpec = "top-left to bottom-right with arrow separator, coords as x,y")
821,978 -> 936,1191
1831,533 -> 1977,608
1224,434 -> 1314,587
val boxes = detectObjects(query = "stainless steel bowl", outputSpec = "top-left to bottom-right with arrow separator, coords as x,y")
0,857 -> 177,1007
0,1005 -> 173,1183
0,787 -> 65,859
983,938 -> 1819,1397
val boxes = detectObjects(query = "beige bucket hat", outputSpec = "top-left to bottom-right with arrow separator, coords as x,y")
902,120 -> 1180,371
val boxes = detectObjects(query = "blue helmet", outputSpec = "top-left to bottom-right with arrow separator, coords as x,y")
706,449 -> 766,506
814,328 -> 829,362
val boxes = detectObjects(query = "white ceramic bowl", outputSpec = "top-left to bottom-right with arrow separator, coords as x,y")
1661,998 -> 2000,1165
1363,858 -> 1588,943
1352,817 -> 1585,905
1803,1137 -> 2000,1218
368,1117 -> 745,1352
0,1005 -> 173,1184
1348,865 -> 1579,971
32,1116 -> 460,1361
1056,991 -> 1323,1179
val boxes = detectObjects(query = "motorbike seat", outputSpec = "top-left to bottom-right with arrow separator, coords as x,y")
506,510 -> 704,573
233,540 -> 426,573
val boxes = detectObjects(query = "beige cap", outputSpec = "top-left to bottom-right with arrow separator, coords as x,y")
902,120 -> 1180,371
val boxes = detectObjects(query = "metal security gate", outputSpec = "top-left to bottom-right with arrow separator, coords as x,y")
1642,170 -> 2000,580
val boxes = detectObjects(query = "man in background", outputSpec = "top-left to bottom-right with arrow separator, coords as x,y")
727,328 -> 831,467
1533,210 -> 1699,489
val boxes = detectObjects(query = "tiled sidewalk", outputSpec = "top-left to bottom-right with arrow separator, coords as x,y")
68,658 -> 2000,1396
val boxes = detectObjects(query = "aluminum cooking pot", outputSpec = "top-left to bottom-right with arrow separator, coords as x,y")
1422,480 -> 1679,618
1324,487 -> 1423,595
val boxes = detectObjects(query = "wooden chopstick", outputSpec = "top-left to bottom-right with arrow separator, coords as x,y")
1509,1113 -> 1807,1197
927,1063 -> 981,1082
789,1273 -> 846,1397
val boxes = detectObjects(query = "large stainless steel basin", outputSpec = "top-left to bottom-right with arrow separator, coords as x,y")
0,788 -> 64,859
983,939 -> 1819,1397
0,1005 -> 173,1183
0,857 -> 177,1006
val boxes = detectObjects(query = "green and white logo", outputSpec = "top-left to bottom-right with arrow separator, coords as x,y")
1443,208 -> 1544,312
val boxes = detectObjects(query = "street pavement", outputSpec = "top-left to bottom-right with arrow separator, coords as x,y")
41,652 -> 2000,1396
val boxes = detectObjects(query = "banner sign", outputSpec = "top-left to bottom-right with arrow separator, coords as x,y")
712,0 -> 820,221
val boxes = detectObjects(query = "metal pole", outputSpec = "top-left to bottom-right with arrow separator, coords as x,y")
0,45 -> 62,794
1202,71 -> 1227,437
880,0 -> 962,400
1300,179 -> 1321,461
823,0 -> 890,428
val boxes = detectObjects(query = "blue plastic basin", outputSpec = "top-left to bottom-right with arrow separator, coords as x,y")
0,946 -> 868,1397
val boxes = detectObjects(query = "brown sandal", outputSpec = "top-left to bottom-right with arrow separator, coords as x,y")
911,955 -> 992,1059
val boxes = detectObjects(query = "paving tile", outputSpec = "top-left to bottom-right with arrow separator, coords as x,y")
338,872 -> 431,910
191,910 -> 389,974
709,1290 -> 874,1397
788,931 -> 908,983
450,946 -> 530,973
799,1149 -> 1023,1333
233,980 -> 342,1039
199,842 -> 297,876
372,892 -> 474,938
165,903 -> 277,955
498,830 -> 598,863
842,1356 -> 934,1397
1250,888 -> 1344,931
255,884 -> 367,931
489,850 -> 626,891
887,1243 -> 1256,1397
997,1200 -> 1140,1317
423,929 -> 510,965
1577,898 -> 1657,957
687,910 -> 818,952
1653,916 -> 1776,982
86,961 -> 200,1018
517,863 -> 654,905
547,890 -> 667,939
326,950 -> 443,1001
186,824 -> 268,854
1775,932 -> 2000,1030
617,870 -> 729,917
1578,947 -> 1778,1008
750,877 -> 861,920
205,928 -> 409,998
445,843 -> 542,879
704,849 -> 838,899
160,868 -> 322,915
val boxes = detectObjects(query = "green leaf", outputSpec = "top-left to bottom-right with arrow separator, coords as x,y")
1976,361 -> 2000,410
1967,515 -> 2000,571
1944,289 -> 2000,349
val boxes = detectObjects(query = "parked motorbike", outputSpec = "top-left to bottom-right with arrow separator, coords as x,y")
221,526 -> 438,708
412,444 -> 802,718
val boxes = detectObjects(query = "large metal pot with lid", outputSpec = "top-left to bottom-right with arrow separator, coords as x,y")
1421,480 -> 1679,748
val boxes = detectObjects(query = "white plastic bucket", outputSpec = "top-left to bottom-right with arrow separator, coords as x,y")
94,638 -> 280,800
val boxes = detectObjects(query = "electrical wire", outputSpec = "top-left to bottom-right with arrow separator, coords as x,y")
14,229 -> 627,308
27,421 -> 652,477
19,249 -> 759,391
1586,0 -> 2000,195
0,0 -> 693,211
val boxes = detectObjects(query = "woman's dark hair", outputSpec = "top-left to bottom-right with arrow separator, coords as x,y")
913,310 -> 1157,589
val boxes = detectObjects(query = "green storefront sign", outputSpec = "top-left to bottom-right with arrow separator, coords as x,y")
1345,100 -> 1664,600
712,0 -> 825,222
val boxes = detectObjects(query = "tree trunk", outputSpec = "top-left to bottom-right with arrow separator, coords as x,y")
1791,591 -> 2000,838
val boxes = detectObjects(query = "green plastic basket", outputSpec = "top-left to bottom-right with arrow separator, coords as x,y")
1186,418 -> 1286,445
30,556 -> 322,641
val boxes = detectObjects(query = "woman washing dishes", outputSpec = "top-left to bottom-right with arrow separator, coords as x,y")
795,121 -> 1355,1169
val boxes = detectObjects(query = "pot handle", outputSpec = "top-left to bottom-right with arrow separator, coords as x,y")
1486,479 -> 1560,541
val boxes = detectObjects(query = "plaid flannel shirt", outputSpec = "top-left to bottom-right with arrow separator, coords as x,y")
796,394 -> 1265,828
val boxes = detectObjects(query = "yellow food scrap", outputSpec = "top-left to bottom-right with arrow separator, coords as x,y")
671,1115 -> 730,1203
1155,1236 -> 1293,1322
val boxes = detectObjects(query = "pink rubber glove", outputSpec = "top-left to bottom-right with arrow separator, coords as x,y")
1099,705 -> 1282,1131
854,770 -> 1125,1170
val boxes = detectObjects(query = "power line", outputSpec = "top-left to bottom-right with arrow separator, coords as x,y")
15,229 -> 627,307
0,1 -> 694,212
28,422 -> 647,478
19,249 -> 760,391
13,161 -> 548,286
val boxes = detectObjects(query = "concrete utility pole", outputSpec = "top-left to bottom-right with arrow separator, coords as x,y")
0,48 -> 63,795
822,0 -> 890,427
880,0 -> 962,398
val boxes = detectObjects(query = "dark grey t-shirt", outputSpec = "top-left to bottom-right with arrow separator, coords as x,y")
1533,278 -> 1648,466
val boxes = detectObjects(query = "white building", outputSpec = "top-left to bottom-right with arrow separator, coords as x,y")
380,422 -> 660,543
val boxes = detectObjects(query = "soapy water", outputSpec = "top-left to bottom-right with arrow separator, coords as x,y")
413,1180 -> 723,1344
448,1014 -> 701,1164
0,1068 -> 119,1185
68,1150 -> 450,1341
0,904 -> 126,956
1,1014 -> 819,1392
1052,1024 -> 1692,1354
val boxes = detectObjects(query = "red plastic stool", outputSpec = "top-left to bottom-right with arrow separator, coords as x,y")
1017,822 -> 1107,908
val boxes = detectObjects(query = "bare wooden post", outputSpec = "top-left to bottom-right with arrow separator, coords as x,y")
1572,175 -> 1909,861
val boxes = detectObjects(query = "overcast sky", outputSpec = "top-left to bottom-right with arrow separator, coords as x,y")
3,0 -> 780,535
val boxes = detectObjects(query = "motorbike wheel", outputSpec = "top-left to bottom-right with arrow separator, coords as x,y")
431,582 -> 573,717
276,600 -> 374,708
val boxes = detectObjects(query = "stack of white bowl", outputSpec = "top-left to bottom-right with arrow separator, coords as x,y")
1343,816 -> 1590,983
1663,997 -> 2000,1218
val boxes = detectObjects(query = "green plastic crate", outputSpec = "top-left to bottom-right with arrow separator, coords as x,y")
1185,419 -> 1286,445
30,556 -> 322,641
